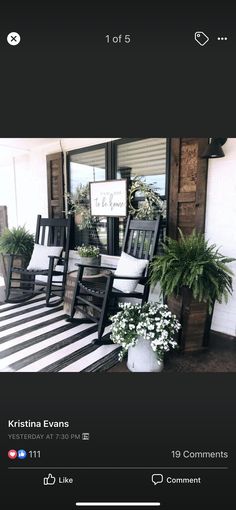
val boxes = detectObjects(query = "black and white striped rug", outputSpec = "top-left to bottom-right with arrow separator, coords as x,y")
0,295 -> 119,372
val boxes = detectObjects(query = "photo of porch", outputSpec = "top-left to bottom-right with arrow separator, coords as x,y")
0,138 -> 235,372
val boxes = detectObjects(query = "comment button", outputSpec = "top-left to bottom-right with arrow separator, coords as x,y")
151,474 -> 163,485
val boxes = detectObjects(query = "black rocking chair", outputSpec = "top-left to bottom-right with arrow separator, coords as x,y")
68,215 -> 162,344
5,215 -> 72,306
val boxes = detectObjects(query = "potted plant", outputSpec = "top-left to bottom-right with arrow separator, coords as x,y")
110,302 -> 180,372
149,229 -> 235,352
0,226 -> 34,286
77,244 -> 101,276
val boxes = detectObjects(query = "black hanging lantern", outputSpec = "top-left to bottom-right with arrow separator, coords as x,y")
201,138 -> 227,158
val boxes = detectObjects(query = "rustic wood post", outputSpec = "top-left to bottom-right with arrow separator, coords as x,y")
168,138 -> 209,238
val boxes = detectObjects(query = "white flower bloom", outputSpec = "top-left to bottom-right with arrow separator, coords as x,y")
111,300 -> 180,358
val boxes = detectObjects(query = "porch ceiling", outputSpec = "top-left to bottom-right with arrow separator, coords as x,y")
0,138 -> 59,165
0,138 -> 59,150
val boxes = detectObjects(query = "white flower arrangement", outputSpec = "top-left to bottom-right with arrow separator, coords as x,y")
110,302 -> 181,361
77,244 -> 100,258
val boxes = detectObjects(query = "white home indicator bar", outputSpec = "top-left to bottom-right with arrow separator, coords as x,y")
76,504 -> 161,507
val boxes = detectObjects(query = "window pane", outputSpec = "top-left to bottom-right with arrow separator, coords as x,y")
116,138 -> 167,253
69,148 -> 107,253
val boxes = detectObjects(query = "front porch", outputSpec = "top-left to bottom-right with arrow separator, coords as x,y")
0,137 -> 235,372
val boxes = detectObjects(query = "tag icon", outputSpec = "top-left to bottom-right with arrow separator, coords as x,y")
194,31 -> 209,46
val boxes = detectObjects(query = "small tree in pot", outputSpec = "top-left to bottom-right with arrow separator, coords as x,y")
149,229 -> 235,352
0,226 -> 34,287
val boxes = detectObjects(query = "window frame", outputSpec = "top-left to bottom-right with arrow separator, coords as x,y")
66,138 -> 170,254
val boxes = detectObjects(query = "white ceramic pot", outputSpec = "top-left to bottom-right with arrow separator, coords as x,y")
127,336 -> 164,373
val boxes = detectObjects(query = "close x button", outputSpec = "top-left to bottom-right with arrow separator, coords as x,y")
7,32 -> 21,46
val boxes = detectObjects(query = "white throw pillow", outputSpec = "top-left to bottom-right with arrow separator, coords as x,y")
27,244 -> 63,271
113,251 -> 148,293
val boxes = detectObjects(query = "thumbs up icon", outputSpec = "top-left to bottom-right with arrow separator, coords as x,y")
43,473 -> 56,486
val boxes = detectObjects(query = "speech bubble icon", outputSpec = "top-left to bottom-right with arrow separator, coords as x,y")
151,473 -> 163,485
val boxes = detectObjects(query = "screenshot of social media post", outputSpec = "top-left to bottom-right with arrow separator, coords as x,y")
0,137 -> 235,510
0,3 -> 236,509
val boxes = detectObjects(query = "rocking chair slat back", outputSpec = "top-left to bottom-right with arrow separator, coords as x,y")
139,231 -> 146,258
127,228 -> 134,254
35,217 -> 70,248
144,230 -> 152,259
123,216 -> 161,261
133,231 -> 139,257
41,226 -> 46,245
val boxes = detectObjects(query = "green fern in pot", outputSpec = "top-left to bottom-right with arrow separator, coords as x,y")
149,229 -> 235,312
0,226 -> 34,264
149,230 -> 235,352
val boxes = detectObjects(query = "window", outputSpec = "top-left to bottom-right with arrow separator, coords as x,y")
67,139 -> 168,254
68,145 -> 108,253
115,138 -> 167,252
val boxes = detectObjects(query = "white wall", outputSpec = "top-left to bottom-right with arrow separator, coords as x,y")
205,138 -> 236,337
0,152 -> 49,234
0,161 -> 17,227
0,138 -> 119,234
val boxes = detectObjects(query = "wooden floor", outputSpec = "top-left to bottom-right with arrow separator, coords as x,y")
109,331 -> 236,372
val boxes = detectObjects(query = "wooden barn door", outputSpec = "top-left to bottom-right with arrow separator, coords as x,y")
46,152 -> 64,218
168,138 -> 209,238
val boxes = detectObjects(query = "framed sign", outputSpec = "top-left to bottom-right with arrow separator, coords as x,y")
89,179 -> 127,217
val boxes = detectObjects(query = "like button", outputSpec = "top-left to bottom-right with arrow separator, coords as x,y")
43,473 -> 56,486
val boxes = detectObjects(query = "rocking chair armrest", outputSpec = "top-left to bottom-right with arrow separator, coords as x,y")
48,255 -> 66,261
75,263 -> 116,270
75,263 -> 147,281
110,273 -> 148,281
14,268 -> 48,274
